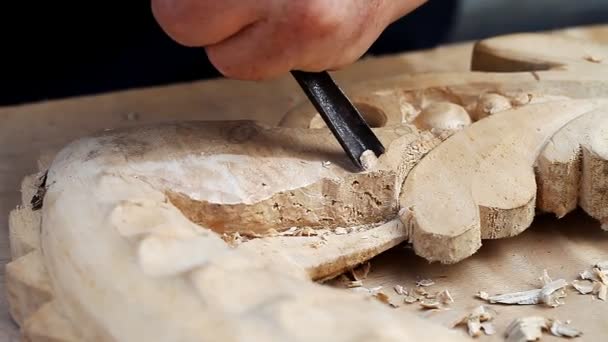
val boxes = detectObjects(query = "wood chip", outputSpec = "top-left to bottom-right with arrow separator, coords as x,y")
548,319 -> 583,338
437,289 -> 454,304
506,317 -> 583,341
393,285 -> 407,296
597,283 -> 607,301
505,317 -> 546,342
334,227 -> 348,235
580,269 -> 595,281
480,322 -> 496,335
416,279 -> 435,287
419,300 -> 442,310
347,280 -> 363,288
484,277 -> 567,307
584,55 -> 603,63
571,280 -> 595,295
374,292 -> 399,308
594,267 -> 608,284
596,261 -> 608,271
476,291 -> 490,300
452,306 -> 495,338
539,269 -> 553,285
404,295 -> 418,304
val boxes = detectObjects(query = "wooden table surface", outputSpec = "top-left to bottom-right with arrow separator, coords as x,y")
1,24 -> 607,340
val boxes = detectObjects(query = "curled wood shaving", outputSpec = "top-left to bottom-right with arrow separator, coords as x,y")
416,279 -> 435,287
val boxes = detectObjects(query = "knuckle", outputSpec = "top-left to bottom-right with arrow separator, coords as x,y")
291,0 -> 341,37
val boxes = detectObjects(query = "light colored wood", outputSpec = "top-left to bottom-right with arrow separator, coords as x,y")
3,23 -> 608,336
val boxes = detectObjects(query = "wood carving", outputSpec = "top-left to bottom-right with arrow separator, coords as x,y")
6,31 -> 608,341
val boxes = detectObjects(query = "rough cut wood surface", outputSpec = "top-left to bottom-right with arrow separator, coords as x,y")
0,23 -> 604,339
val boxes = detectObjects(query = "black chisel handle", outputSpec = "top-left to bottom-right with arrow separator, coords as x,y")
290,70 -> 385,170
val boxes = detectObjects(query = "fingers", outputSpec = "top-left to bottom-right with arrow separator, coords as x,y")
206,0 -> 392,80
153,0 -> 429,80
151,0 -> 266,47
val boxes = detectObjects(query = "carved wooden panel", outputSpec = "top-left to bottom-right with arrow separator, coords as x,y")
7,31 -> 608,341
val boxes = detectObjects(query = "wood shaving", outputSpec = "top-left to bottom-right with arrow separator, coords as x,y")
580,269 -> 595,281
480,322 -> 496,335
596,283 -> 607,301
596,260 -> 608,271
322,161 -> 332,168
451,306 -> 495,338
594,267 -> 608,284
419,300 -> 442,310
351,262 -> 371,281
334,227 -> 348,235
404,295 -> 418,304
416,279 -> 435,287
394,285 -> 407,296
505,316 -> 546,342
437,289 -> 454,304
347,280 -> 363,288
476,291 -> 490,300
548,319 -> 583,338
584,55 -> 603,63
539,269 -> 553,286
373,292 -> 399,308
571,280 -> 595,295
483,274 -> 567,307
506,317 -> 583,341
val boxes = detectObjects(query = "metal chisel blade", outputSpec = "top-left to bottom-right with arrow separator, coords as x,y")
291,70 -> 385,171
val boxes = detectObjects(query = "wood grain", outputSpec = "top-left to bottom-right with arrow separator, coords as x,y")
1,24 -> 607,340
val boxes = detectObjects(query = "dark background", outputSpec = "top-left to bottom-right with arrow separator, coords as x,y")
0,0 -> 606,106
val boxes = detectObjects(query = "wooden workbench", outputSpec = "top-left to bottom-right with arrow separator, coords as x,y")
1,24 -> 607,340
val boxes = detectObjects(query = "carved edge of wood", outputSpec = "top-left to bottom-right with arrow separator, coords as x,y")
5,31 -> 608,341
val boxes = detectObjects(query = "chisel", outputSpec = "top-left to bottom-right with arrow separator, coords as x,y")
290,70 -> 385,171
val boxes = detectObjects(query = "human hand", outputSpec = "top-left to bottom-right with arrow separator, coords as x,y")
151,0 -> 427,80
